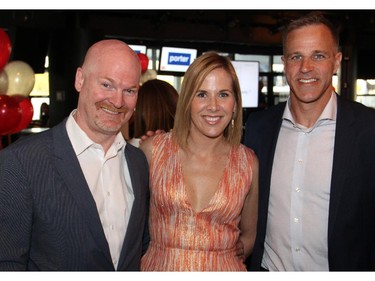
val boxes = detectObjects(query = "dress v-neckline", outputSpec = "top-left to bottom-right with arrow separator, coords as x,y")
177,145 -> 232,214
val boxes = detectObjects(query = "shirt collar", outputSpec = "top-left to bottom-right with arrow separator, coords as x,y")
66,109 -> 126,156
283,92 -> 337,126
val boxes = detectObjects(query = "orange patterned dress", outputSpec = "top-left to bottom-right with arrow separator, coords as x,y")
140,133 -> 255,271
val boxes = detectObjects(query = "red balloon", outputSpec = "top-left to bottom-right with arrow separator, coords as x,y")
137,53 -> 149,74
7,95 -> 34,134
0,94 -> 22,136
0,28 -> 12,71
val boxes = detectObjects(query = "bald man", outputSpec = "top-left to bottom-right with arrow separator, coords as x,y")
0,40 -> 150,271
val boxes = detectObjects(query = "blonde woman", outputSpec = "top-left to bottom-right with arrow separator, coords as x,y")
140,51 -> 258,271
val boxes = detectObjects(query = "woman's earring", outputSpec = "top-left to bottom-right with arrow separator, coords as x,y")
231,112 -> 235,128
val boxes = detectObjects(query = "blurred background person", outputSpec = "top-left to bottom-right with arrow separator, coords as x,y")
39,102 -> 50,127
126,79 -> 179,147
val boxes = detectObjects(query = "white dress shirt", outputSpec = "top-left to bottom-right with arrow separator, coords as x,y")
66,110 -> 134,269
262,93 -> 337,271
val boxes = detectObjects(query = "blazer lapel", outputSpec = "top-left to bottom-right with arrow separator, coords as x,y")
252,103 -> 285,243
51,121 -> 113,264
328,97 -> 356,240
118,144 -> 145,267
260,103 -> 285,204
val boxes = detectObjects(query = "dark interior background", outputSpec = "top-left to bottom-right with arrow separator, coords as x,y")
1,10 -> 374,125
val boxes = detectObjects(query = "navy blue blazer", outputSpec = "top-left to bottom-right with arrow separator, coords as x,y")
0,119 -> 150,270
244,95 -> 375,271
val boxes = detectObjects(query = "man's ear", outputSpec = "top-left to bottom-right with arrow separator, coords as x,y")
334,52 -> 342,75
74,67 -> 84,92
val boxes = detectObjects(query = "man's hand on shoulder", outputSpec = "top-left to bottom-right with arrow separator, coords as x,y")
139,129 -> 165,144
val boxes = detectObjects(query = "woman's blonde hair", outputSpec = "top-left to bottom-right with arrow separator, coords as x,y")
172,51 -> 243,149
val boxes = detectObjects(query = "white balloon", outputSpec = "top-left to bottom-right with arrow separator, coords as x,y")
4,60 -> 35,97
140,69 -> 157,85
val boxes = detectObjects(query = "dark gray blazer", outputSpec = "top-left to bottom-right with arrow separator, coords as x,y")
0,119 -> 150,271
244,95 -> 375,271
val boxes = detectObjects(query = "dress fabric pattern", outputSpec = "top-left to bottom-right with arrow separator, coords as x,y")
140,133 -> 255,271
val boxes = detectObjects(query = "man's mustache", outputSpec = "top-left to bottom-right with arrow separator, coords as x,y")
95,101 -> 129,113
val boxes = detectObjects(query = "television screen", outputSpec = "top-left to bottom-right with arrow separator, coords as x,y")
231,60 -> 259,108
129,44 -> 147,54
159,47 -> 197,73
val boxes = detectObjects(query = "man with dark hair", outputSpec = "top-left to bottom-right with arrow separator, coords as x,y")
245,12 -> 375,271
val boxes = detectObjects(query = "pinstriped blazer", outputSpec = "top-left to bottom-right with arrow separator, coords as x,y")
0,119 -> 150,270
244,95 -> 375,271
